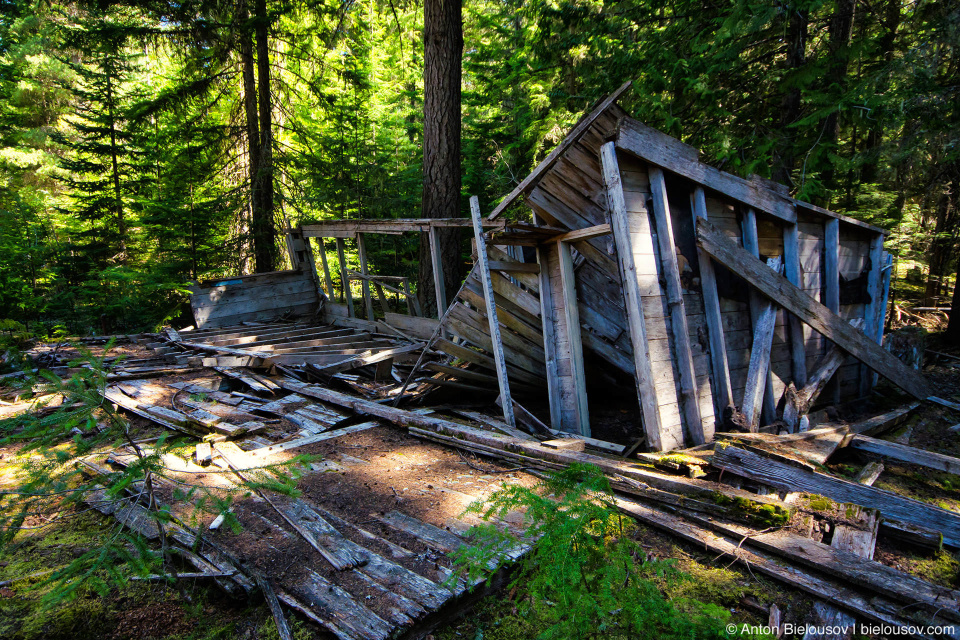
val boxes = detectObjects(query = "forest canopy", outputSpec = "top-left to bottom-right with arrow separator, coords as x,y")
0,0 -> 957,334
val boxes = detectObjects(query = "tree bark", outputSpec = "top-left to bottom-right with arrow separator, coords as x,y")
418,0 -> 464,316
239,1 -> 262,271
254,0 -> 276,272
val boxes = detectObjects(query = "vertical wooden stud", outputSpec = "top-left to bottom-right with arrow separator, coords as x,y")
536,243 -> 562,430
783,220 -> 808,386
335,237 -> 355,318
428,224 -> 448,318
357,233 -> 375,320
824,217 -> 841,404
861,233 -> 885,396
691,187 -> 734,417
470,196 -> 516,428
741,208 -> 777,425
316,237 -> 335,298
649,167 -> 704,446
557,240 -> 591,436
600,142 -> 663,450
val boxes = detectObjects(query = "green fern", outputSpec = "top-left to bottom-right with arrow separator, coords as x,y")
450,463 -> 752,639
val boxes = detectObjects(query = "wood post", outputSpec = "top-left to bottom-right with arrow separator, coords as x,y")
469,196 -> 516,428
691,187 -> 733,418
649,167 -> 704,445
861,233 -> 885,397
536,243 -> 562,430
557,240 -> 590,436
824,218 -> 841,404
335,238 -> 354,318
315,237 -> 335,298
741,208 -> 777,425
742,257 -> 781,431
600,142 -> 664,450
428,224 -> 447,318
783,220 -> 808,386
697,217 -> 932,400
357,233 -> 375,321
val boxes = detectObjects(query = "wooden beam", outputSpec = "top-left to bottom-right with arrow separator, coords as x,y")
824,217 -> 841,405
489,81 -> 632,219
486,260 -> 540,274
712,444 -> 960,547
558,240 -> 590,436
600,142 -> 664,451
356,233 -> 375,321
315,237 -> 335,298
691,187 -> 733,416
697,217 -> 932,400
552,223 -> 612,244
334,238 -> 354,318
536,242 -> 562,430
741,296 -> 777,432
861,233 -> 885,397
783,221 -> 808,386
617,118 -> 796,223
742,209 -> 778,425
848,436 -> 960,476
428,225 -> 447,318
300,218 -> 505,237
470,196 -> 516,428
649,167 -> 703,446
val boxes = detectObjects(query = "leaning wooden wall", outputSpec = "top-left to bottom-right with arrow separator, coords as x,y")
189,269 -> 320,329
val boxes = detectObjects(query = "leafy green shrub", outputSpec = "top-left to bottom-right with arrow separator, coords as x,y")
450,463 -> 747,639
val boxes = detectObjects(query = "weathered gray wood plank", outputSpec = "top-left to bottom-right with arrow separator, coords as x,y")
698,218 -> 932,400
600,142 -> 665,450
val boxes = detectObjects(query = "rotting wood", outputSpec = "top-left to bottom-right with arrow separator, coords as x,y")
470,195 -> 516,428
855,461 -> 884,485
614,498 -> 931,634
600,142 -> 663,450
428,224 -> 448,318
741,288 -> 777,432
861,233 -> 885,397
335,238 -> 355,318
741,209 -> 778,425
649,166 -> 703,445
782,318 -> 865,432
672,507 -> 958,625
782,220 -> 808,387
711,445 -> 960,548
697,218 -> 932,400
489,81 -> 632,219
848,436 -> 960,475
356,233 -> 376,321
692,186 -> 733,418
557,239 -> 590,436
253,571 -> 294,640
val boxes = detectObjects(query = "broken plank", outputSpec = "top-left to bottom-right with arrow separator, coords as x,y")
376,510 -> 465,554
280,570 -> 392,640
741,300 -> 777,432
246,422 -> 379,459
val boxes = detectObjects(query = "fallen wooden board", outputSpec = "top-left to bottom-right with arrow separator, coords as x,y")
672,508 -> 960,624
712,445 -> 960,548
697,218 -> 932,400
245,422 -> 380,459
614,498 -> 939,635
848,436 -> 960,475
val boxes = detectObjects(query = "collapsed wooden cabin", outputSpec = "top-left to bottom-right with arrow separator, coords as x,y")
190,81 -> 927,453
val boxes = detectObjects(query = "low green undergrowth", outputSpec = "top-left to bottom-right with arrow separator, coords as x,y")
448,463 -> 769,640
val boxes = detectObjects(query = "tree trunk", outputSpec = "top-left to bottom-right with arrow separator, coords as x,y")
239,1 -> 262,272
771,4 -> 808,186
860,0 -> 901,184
105,66 -> 125,260
418,0 -> 464,316
254,0 -> 275,272
923,180 -> 957,306
820,0 -> 856,197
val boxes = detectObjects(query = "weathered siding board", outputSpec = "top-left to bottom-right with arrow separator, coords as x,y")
190,270 -> 319,329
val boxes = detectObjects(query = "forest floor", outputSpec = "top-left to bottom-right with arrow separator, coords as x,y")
0,338 -> 958,640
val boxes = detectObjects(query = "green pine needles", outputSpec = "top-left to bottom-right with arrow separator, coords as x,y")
450,463 -> 750,639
